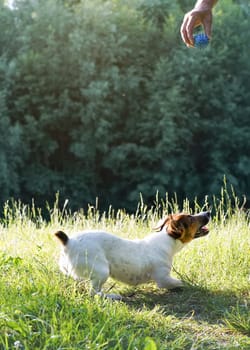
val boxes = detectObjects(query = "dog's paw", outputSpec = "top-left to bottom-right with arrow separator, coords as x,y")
167,281 -> 184,291
95,292 -> 123,301
157,277 -> 184,290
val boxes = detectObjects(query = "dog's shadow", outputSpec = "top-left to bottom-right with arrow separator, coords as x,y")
110,283 -> 248,332
74,279 -> 248,336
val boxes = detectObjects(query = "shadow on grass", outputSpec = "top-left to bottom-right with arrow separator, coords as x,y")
115,283 -> 249,336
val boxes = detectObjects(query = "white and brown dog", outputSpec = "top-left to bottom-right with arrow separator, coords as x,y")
55,211 -> 210,299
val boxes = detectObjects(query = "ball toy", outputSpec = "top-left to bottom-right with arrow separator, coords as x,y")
193,33 -> 209,49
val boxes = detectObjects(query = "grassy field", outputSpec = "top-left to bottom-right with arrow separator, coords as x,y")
0,191 -> 249,349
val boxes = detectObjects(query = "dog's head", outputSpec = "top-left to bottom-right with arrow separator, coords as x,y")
154,211 -> 210,243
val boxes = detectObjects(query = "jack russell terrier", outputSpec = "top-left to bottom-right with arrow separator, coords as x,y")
55,211 -> 210,299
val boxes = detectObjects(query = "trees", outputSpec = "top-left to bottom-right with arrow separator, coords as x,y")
0,4 -> 24,202
0,0 -> 249,211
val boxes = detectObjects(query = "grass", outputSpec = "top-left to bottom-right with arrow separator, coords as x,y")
0,189 -> 249,349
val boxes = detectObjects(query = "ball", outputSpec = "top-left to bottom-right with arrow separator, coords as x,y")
193,33 -> 209,49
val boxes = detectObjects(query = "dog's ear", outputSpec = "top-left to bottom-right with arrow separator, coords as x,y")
55,231 -> 69,246
153,215 -> 172,232
166,216 -> 183,239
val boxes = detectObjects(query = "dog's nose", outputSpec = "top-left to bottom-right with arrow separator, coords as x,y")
198,211 -> 210,217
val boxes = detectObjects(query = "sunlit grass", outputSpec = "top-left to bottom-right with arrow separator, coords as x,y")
0,187 -> 249,349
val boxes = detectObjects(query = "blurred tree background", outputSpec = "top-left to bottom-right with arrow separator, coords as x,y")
0,0 -> 249,211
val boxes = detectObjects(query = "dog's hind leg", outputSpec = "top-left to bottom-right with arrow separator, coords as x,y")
89,266 -> 109,296
89,265 -> 122,301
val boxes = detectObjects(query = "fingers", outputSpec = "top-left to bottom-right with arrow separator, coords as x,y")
180,13 -> 193,47
180,11 -> 201,47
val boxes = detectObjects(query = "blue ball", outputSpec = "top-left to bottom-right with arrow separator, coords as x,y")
194,33 -> 209,49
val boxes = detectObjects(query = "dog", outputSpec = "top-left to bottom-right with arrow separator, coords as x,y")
55,211 -> 210,299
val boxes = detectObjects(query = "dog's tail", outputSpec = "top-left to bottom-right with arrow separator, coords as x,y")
55,231 -> 69,246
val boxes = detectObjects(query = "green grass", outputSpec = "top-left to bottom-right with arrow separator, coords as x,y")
0,190 -> 249,349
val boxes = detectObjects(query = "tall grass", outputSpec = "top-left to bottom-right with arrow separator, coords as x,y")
0,186 -> 249,349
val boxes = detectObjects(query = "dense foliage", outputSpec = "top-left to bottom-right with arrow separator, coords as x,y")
0,0 -> 249,211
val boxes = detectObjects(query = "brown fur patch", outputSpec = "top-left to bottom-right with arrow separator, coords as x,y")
55,230 -> 69,245
154,213 -> 209,243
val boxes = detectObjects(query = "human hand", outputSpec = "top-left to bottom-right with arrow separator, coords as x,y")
181,0 -> 217,47
180,8 -> 213,47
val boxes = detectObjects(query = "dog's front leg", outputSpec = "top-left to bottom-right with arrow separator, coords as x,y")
153,269 -> 183,290
157,276 -> 183,290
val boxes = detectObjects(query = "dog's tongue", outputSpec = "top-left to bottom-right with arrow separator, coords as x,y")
202,225 -> 209,232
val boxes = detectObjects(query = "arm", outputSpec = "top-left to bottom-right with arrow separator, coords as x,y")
180,0 -> 218,47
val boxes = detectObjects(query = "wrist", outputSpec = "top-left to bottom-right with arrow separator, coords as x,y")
194,0 -> 217,11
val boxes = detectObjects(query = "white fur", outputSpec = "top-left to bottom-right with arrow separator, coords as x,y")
57,229 -> 186,297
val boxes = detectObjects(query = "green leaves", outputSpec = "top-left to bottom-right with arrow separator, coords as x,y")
0,0 -> 250,210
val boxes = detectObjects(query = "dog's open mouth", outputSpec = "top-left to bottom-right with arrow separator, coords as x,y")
195,225 -> 209,238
